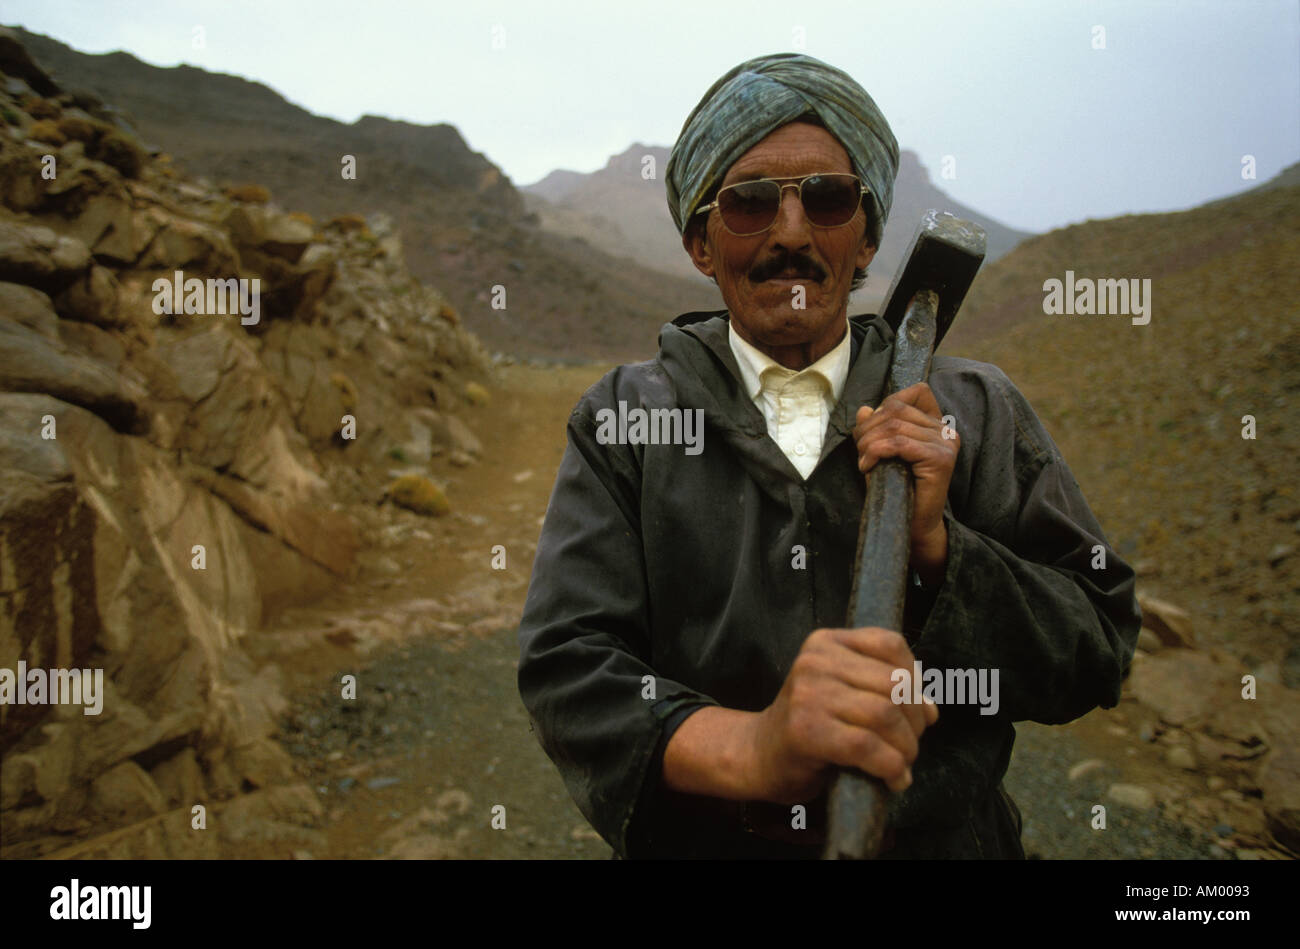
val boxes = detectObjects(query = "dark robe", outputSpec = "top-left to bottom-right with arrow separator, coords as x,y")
517,310 -> 1141,858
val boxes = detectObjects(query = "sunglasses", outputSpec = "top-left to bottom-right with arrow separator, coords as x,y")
694,173 -> 868,237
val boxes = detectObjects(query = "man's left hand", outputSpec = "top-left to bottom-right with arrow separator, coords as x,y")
854,382 -> 957,584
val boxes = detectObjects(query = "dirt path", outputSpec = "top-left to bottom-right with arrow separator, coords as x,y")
1005,719 -> 1238,859
228,363 -> 1260,860
238,363 -> 615,859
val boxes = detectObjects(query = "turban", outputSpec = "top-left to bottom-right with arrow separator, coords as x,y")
666,53 -> 899,247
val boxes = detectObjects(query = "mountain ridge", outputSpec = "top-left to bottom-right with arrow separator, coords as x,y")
8,25 -> 721,361
520,141 -> 1036,306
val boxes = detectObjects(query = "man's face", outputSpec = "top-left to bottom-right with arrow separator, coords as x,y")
684,121 -> 877,370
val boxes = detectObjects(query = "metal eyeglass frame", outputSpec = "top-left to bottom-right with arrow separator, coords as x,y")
693,173 -> 869,237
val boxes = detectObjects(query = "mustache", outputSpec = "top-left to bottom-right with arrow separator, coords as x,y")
749,251 -> 827,283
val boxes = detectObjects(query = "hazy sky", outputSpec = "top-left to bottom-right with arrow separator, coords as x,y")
6,0 -> 1298,232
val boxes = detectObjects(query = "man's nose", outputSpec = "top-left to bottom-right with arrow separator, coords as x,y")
769,184 -> 813,246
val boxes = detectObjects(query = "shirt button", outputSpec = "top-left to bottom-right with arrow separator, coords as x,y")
795,443 -> 807,455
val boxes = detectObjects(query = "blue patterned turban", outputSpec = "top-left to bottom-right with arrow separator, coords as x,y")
666,53 -> 899,247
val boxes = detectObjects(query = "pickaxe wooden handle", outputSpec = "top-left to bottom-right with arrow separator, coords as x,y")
822,287 -> 938,860
822,211 -> 987,860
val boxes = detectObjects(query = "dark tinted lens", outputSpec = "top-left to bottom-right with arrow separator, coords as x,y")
718,180 -> 780,234
801,175 -> 860,226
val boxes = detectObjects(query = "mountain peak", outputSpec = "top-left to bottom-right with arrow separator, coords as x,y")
897,148 -> 929,182
603,143 -> 669,174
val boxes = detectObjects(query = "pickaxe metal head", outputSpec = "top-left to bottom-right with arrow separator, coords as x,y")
878,210 -> 987,349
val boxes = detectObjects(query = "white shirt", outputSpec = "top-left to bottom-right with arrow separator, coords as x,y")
728,321 -> 852,480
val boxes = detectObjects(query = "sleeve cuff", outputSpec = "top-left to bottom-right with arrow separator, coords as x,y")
623,697 -> 716,857
913,512 -> 979,659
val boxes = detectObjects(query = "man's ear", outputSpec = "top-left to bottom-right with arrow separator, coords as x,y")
682,222 -> 716,279
856,237 -> 877,272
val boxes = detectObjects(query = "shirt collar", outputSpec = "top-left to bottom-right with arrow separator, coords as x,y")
727,319 -> 852,402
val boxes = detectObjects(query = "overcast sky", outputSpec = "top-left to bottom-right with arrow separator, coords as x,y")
7,0 -> 1299,232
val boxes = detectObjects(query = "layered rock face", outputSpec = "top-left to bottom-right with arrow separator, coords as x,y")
0,29 -> 490,856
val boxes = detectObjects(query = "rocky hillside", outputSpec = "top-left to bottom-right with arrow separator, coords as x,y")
946,166 -> 1300,669
8,26 -> 720,363
940,171 -> 1300,853
0,28 -> 496,856
522,144 -> 1033,313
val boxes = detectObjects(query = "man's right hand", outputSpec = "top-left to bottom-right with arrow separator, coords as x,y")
742,626 -> 938,803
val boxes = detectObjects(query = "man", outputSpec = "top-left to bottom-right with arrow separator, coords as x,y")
517,53 -> 1141,859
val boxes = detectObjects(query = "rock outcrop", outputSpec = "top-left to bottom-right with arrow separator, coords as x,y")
1125,595 -> 1300,857
0,31 -> 491,857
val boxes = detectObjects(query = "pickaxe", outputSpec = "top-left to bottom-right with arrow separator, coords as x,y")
823,210 -> 987,860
